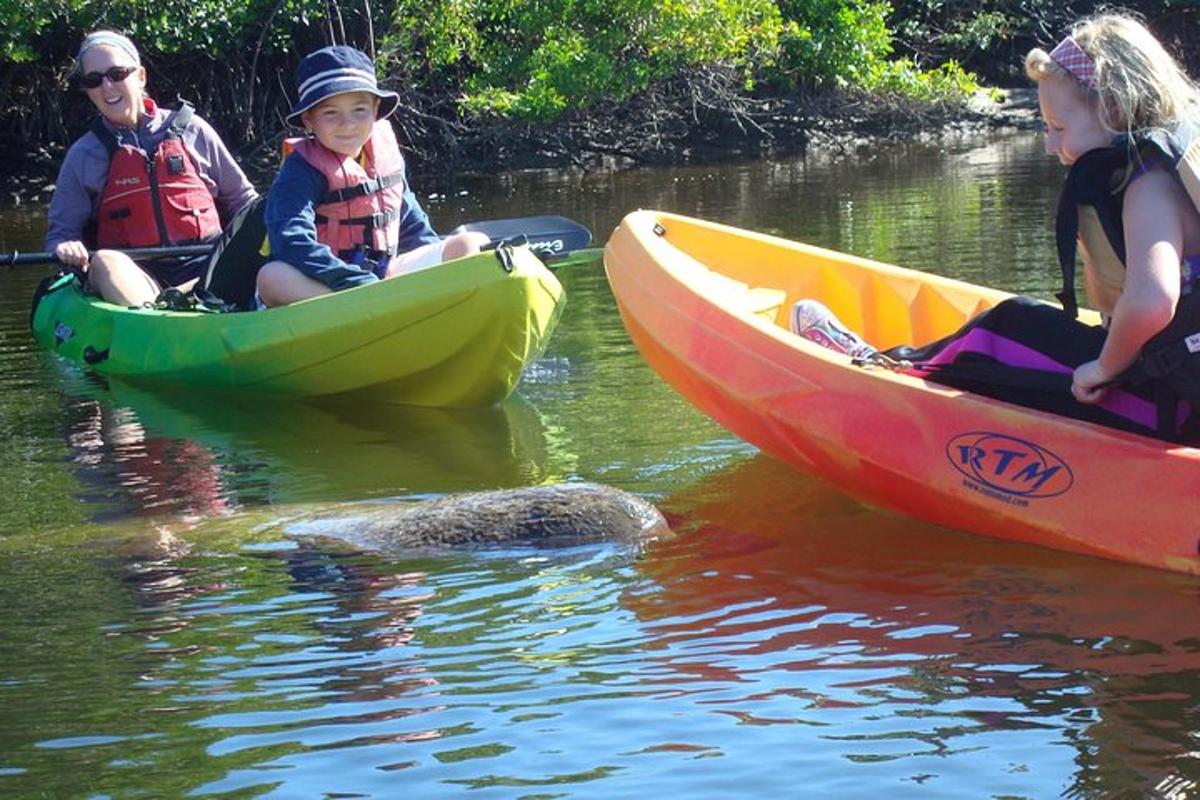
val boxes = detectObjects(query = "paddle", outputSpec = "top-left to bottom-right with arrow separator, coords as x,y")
2,244 -> 213,267
452,214 -> 593,259
2,214 -> 594,267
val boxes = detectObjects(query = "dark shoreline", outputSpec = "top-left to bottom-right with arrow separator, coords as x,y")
2,86 -> 1040,210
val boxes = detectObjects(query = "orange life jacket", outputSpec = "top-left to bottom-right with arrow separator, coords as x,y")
92,100 -> 222,249
285,119 -> 408,263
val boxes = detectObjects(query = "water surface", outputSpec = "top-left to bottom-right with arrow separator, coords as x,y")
2,131 -> 1198,799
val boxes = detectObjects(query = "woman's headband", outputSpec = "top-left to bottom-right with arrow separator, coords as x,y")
1048,36 -> 1098,91
74,31 -> 141,73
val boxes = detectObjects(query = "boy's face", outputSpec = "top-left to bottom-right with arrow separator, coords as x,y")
302,91 -> 380,157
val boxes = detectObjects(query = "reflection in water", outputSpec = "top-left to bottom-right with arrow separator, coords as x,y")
59,375 -> 558,519
636,455 -> 1200,798
440,131 -> 1064,297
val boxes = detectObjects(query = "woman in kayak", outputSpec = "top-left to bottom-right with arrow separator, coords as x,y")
254,45 -> 488,308
45,30 -> 259,307
793,12 -> 1200,442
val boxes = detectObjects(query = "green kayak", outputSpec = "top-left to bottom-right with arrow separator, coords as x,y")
31,245 -> 565,407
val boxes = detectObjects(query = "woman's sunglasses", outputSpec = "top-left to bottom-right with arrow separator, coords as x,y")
79,65 -> 136,89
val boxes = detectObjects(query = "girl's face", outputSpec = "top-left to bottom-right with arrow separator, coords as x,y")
301,92 -> 380,158
1038,74 -> 1113,166
79,45 -> 146,129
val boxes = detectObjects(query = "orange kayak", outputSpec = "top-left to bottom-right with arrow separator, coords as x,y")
603,209 -> 1200,575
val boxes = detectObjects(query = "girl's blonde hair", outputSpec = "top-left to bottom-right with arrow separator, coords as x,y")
1025,12 -> 1200,135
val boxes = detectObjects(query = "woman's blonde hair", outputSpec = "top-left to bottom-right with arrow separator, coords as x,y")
1025,12 -> 1200,135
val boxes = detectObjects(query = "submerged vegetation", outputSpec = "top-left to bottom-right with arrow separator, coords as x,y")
0,0 -> 1196,176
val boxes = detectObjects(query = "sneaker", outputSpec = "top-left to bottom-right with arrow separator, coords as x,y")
790,299 -> 876,359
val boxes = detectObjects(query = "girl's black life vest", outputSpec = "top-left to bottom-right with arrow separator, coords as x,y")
90,102 -> 223,249
1054,128 -> 1200,437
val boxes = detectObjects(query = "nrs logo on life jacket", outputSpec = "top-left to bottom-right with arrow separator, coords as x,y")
91,101 -> 221,249
946,431 -> 1074,499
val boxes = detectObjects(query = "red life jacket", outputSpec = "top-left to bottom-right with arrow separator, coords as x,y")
92,99 -> 223,249
286,120 -> 407,263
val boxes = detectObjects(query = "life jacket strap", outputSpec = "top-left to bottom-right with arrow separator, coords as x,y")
90,100 -> 194,158
1053,143 -> 1135,320
318,171 -> 405,204
314,209 -> 402,229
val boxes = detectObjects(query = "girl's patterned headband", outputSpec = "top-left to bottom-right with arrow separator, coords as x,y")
1048,36 -> 1098,91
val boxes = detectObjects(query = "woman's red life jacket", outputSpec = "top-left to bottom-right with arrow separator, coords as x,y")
286,120 -> 407,262
92,100 -> 222,249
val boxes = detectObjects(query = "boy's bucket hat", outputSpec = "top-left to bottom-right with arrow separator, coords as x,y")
287,45 -> 399,127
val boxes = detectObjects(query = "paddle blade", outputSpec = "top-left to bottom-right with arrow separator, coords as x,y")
451,215 -> 592,258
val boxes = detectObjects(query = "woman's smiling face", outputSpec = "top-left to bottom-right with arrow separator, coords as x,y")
80,45 -> 146,129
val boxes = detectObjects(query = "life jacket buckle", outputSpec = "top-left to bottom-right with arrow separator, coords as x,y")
1140,345 -> 1186,379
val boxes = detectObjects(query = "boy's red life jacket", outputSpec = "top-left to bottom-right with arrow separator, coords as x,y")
285,119 -> 408,263
91,99 -> 222,249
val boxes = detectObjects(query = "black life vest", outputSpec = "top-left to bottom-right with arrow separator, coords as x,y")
1054,128 -> 1200,437
91,101 -> 223,249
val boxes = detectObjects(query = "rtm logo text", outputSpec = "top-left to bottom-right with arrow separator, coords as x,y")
946,432 -> 1074,499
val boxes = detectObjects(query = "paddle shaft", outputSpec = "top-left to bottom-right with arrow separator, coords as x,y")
3,214 -> 593,268
4,244 -> 212,267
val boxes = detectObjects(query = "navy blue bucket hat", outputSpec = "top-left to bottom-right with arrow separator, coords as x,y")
287,45 -> 399,127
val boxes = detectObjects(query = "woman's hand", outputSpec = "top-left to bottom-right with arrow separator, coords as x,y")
1071,359 -> 1114,404
54,241 -> 90,269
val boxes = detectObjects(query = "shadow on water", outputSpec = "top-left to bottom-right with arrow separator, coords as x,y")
632,454 -> 1200,798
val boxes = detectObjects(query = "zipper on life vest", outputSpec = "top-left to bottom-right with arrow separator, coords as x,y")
145,152 -> 172,245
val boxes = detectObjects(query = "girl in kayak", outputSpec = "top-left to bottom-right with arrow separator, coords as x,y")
794,13 -> 1200,442
45,31 -> 259,307
255,46 -> 488,307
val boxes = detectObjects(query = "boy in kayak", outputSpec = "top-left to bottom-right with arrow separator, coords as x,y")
794,13 -> 1200,442
46,31 -> 259,307
255,46 -> 488,307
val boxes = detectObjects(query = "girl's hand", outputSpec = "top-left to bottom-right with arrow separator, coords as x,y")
1071,359 -> 1114,404
54,241 -> 90,269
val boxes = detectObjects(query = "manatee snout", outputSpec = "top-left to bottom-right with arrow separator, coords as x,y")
292,482 -> 671,551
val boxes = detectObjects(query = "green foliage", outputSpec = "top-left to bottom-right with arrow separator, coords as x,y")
773,0 -> 894,87
0,0 -> 1021,141
865,58 -> 981,102
384,0 -> 785,119
0,0 -> 328,65
381,0 -> 977,119
0,2 -> 52,62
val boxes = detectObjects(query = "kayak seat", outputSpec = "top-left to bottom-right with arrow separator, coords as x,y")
742,286 -> 788,323
690,264 -> 787,323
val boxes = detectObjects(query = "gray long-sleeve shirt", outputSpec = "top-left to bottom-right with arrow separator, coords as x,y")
44,101 -> 258,251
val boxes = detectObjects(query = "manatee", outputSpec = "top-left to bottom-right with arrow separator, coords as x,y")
288,482 -> 671,551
